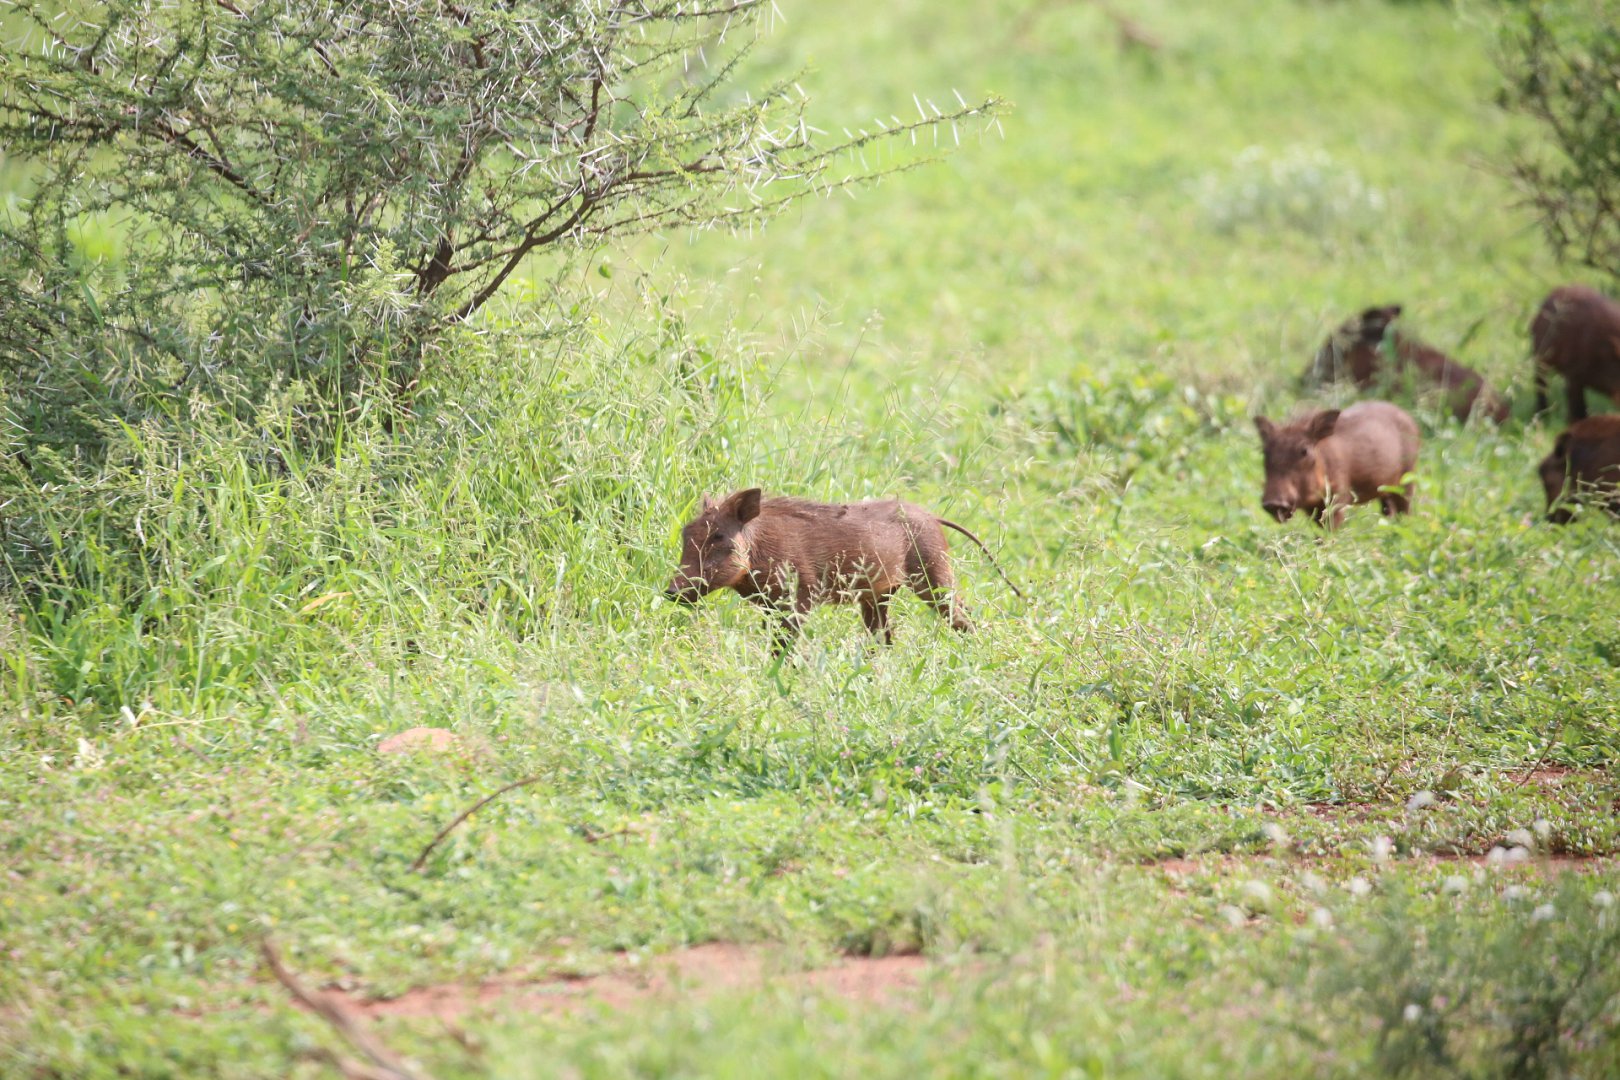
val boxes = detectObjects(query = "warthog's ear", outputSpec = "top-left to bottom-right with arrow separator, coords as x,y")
1551,431 -> 1572,460
1253,416 -> 1276,441
1355,305 -> 1399,344
1305,409 -> 1341,442
701,494 -> 718,513
723,487 -> 763,524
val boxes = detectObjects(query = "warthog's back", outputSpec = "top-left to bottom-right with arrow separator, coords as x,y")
752,497 -> 946,599
1331,402 -> 1419,494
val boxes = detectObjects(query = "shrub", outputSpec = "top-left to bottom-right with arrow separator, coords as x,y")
0,0 -> 996,448
1498,0 -> 1620,285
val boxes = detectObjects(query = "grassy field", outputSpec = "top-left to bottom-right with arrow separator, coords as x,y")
3,0 -> 1620,1076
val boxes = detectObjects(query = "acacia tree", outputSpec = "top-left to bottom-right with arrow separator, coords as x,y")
0,0 -> 996,442
1498,1 -> 1620,284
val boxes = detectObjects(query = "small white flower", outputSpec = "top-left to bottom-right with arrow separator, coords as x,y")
1593,891 -> 1614,909
1506,846 -> 1531,865
1531,904 -> 1556,923
1219,904 -> 1248,928
1486,845 -> 1509,867
1310,907 -> 1333,929
1241,880 -> 1273,909
1403,1003 -> 1423,1023
1262,822 -> 1289,845
1300,871 -> 1328,897
1506,828 -> 1536,850
1442,876 -> 1468,895
1503,885 -> 1529,902
1349,876 -> 1373,897
1406,790 -> 1435,812
1368,836 -> 1394,863
1533,818 -> 1552,839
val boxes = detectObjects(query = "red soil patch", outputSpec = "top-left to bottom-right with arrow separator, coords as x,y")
377,727 -> 456,755
1155,858 -> 1201,875
1423,852 -> 1614,872
335,944 -> 928,1020
1302,801 -> 1381,822
1511,766 -> 1612,790
1143,850 -> 1614,876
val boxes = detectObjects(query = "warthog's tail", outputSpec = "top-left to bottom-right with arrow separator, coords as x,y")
938,519 -> 1026,600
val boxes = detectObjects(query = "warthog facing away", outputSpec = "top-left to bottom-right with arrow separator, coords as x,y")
1531,285 -> 1620,421
1539,415 -> 1620,524
1305,304 -> 1508,424
1253,401 -> 1420,529
665,489 -> 1022,656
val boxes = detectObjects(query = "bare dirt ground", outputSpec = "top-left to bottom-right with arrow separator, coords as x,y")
335,944 -> 929,1020
1151,851 -> 1615,876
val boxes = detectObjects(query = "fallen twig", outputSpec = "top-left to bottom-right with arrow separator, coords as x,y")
1515,738 -> 1561,788
411,774 -> 547,872
260,939 -> 429,1080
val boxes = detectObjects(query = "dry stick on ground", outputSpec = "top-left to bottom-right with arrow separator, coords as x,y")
410,774 -> 548,872
260,939 -> 431,1080
1515,737 -> 1563,788
410,775 -> 638,871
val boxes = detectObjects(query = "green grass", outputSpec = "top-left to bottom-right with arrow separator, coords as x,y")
4,0 -> 1620,1076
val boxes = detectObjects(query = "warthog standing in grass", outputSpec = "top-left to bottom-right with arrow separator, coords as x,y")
1305,304 -> 1508,424
664,488 -> 1022,656
1253,401 -> 1420,529
1539,415 -> 1620,524
1531,285 -> 1620,421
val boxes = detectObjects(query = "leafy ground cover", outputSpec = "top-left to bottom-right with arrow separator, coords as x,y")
3,0 -> 1618,1076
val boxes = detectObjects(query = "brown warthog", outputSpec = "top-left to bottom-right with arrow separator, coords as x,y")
1539,415 -> 1620,524
1253,401 -> 1420,529
664,489 -> 1022,656
1531,285 -> 1620,420
1305,304 -> 1508,424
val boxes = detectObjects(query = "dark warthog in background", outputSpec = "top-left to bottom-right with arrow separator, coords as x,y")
1305,304 -> 1508,423
1531,285 -> 1620,421
1539,415 -> 1620,523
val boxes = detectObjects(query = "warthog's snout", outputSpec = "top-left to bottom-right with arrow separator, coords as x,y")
665,578 -> 704,604
1263,500 -> 1295,522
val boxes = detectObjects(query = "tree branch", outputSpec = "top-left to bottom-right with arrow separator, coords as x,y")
149,119 -> 269,205
447,192 -> 595,322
